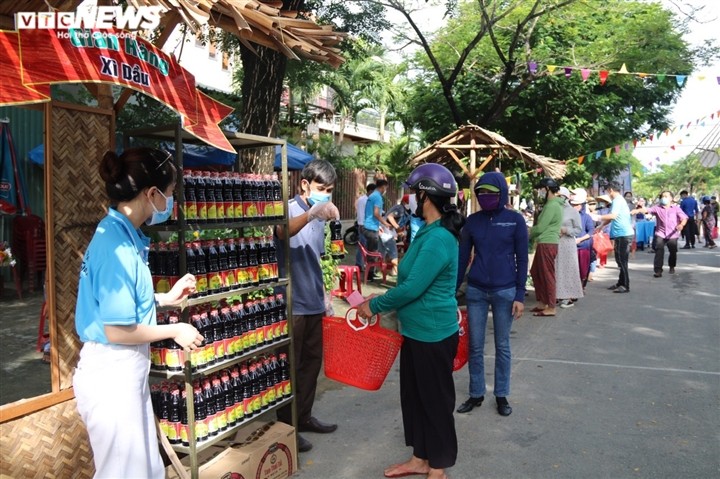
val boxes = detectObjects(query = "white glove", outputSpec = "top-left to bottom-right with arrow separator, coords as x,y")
308,201 -> 340,221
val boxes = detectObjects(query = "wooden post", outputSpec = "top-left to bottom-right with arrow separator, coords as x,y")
469,139 -> 477,214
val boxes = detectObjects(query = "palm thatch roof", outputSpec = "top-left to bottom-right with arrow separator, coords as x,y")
410,124 -> 566,180
0,0 -> 346,66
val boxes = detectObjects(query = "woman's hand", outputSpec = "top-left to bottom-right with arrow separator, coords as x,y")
172,322 -> 204,350
512,301 -> 524,320
160,273 -> 197,307
357,299 -> 374,320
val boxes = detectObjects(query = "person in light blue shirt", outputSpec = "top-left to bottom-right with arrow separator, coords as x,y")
596,182 -> 634,293
73,148 -> 203,479
363,179 -> 391,278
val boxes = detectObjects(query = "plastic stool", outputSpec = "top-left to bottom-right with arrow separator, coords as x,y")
331,265 -> 362,299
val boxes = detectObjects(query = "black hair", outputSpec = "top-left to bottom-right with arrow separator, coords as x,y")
703,197 -> 711,204
624,191 -> 633,197
301,159 -> 337,185
99,147 -> 176,203
605,181 -> 621,192
680,190 -> 689,195
375,179 -> 389,188
424,193 -> 465,241
660,190 -> 673,199
366,183 -> 377,194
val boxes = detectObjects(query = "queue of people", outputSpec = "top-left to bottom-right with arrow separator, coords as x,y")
72,145 -> 717,479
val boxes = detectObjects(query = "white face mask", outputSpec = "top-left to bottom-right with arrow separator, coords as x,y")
407,194 -> 418,214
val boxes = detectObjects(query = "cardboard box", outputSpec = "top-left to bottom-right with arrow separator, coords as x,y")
167,421 -> 297,479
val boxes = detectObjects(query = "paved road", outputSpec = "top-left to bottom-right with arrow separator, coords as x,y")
295,245 -> 720,478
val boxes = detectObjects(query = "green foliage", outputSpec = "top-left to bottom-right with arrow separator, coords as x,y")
633,154 -> 720,200
404,0 -> 704,183
320,223 -> 340,292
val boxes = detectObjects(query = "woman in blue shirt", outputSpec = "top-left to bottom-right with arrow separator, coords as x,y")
73,148 -> 203,478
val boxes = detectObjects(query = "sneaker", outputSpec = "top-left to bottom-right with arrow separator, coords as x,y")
669,267 -> 675,274
559,299 -> 575,308
613,286 -> 630,293
653,271 -> 662,278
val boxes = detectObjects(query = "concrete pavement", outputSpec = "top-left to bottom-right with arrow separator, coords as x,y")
294,244 -> 720,478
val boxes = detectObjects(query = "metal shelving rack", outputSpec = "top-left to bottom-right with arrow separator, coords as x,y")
124,123 -> 296,479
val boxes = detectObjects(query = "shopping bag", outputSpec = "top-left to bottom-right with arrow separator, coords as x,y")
592,231 -> 613,256
453,309 -> 469,372
712,226 -> 718,240
323,308 -> 403,390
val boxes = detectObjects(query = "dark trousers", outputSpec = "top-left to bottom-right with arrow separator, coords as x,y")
400,334 -> 458,470
364,229 -> 380,275
703,223 -> 716,246
653,236 -> 678,272
614,235 -> 633,290
682,219 -> 698,246
277,313 -> 324,425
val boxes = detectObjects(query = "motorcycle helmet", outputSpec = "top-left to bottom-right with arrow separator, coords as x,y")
536,177 -> 560,193
404,163 -> 457,197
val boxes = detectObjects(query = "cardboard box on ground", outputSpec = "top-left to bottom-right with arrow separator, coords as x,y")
166,421 -> 298,479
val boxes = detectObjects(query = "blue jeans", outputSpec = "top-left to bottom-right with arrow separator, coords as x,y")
465,285 -> 516,398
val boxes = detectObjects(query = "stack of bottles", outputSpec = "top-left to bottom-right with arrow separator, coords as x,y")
151,354 -> 291,446
149,234 -> 280,296
181,170 -> 284,224
150,294 -> 289,372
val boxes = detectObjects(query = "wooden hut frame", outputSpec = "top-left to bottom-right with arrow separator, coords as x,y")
410,124 -> 566,193
0,2 -> 345,477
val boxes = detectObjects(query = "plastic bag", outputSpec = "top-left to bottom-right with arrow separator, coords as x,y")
592,231 -> 613,256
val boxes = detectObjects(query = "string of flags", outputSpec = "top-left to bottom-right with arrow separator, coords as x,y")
527,62 -> 719,87
570,110 -> 720,168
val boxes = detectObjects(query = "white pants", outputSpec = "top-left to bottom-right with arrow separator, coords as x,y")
73,342 -> 163,479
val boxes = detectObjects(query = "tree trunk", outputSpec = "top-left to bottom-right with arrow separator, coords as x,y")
239,44 -> 287,172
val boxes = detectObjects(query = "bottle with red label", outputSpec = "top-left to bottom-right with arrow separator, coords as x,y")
225,238 -> 239,288
210,172 -> 223,221
203,171 -> 217,223
275,293 -> 288,338
240,364 -> 254,418
232,173 -> 244,221
167,386 -> 182,444
279,352 -> 291,397
258,236 -> 272,284
193,241 -> 208,296
237,237 -> 250,287
249,363 -> 262,413
164,314 -> 184,372
193,381 -> 209,442
183,169 -> 197,222
212,377 -> 228,432
271,172 -> 283,219
247,236 -> 260,286
150,312 -> 166,370
217,239 -> 232,291
200,312 -> 215,366
180,389 -> 190,447
202,378 -> 218,437
220,307 -> 235,358
242,174 -> 258,219
262,174 -> 275,218
167,242 -> 180,289
230,367 -> 244,423
221,172 -> 234,221
154,242 -> 170,294
195,171 -> 208,224
206,240 -> 222,294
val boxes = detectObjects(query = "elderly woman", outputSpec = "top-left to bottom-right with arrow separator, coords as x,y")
555,187 -> 584,308
529,178 -> 563,317
570,188 -> 595,288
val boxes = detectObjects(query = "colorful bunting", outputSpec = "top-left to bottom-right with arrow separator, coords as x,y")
581,68 -> 591,81
676,75 -> 686,87
618,63 -> 629,74
528,61 -> 538,74
599,70 -> 609,85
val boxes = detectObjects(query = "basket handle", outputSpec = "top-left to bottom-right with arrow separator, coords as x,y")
345,307 -> 379,332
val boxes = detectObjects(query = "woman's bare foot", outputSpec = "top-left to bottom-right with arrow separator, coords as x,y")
383,456 -> 430,478
427,468 -> 447,479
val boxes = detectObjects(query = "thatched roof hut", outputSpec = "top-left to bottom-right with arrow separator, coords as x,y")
0,0 -> 346,66
410,124 -> 566,180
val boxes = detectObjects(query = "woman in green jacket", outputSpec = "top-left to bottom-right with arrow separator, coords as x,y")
358,164 -> 465,479
529,178 -> 563,316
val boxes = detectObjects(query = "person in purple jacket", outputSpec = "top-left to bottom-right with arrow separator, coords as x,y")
631,190 -> 687,277
456,172 -> 529,417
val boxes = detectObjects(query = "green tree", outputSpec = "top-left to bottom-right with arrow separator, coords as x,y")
399,0 -> 714,183
633,154 -> 720,200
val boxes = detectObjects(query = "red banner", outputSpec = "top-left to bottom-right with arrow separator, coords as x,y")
0,28 -> 235,152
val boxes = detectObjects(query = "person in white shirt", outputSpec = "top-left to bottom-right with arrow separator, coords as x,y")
355,183 -> 376,270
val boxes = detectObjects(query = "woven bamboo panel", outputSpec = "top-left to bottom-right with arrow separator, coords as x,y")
0,398 -> 94,478
50,105 -> 112,389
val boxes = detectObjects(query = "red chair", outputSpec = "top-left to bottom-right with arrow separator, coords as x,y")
12,214 -> 46,293
357,242 -> 390,284
331,265 -> 362,299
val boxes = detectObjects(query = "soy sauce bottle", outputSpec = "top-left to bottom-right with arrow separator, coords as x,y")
329,220 -> 346,259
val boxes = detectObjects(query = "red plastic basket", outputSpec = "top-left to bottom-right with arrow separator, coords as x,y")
453,309 -> 469,371
323,309 -> 403,391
